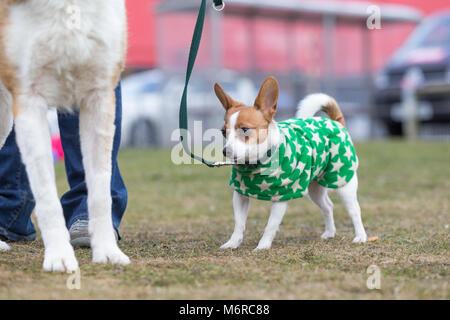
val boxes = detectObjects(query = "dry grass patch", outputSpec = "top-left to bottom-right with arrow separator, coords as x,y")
0,140 -> 449,299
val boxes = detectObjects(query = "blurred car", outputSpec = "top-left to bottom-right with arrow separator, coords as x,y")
121,70 -> 166,147
374,11 -> 450,136
121,69 -> 256,147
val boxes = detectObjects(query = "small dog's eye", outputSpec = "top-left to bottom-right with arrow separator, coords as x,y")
221,128 -> 227,137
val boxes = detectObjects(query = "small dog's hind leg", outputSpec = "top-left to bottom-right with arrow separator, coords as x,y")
0,82 -> 13,149
79,90 -> 130,265
220,191 -> 250,249
336,174 -> 367,243
255,201 -> 288,250
14,94 -> 78,272
308,181 -> 336,239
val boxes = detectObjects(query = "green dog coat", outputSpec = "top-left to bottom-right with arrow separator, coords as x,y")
229,117 -> 358,202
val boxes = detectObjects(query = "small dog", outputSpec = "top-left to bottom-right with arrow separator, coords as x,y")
0,0 -> 129,271
215,76 -> 367,250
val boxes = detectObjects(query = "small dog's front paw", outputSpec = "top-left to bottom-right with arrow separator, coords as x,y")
220,237 -> 242,249
321,229 -> 336,239
43,243 -> 79,272
92,244 -> 130,265
0,240 -> 10,251
352,234 -> 367,243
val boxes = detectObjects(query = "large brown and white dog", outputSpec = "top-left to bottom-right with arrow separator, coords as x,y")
0,0 -> 130,271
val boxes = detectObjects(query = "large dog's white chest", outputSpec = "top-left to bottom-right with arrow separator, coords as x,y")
4,0 -> 126,108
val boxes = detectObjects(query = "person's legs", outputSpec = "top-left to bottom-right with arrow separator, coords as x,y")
58,82 -> 127,241
0,129 -> 36,242
0,82 -> 126,244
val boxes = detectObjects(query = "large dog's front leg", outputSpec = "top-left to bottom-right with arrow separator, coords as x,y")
79,90 -> 130,265
14,94 -> 78,271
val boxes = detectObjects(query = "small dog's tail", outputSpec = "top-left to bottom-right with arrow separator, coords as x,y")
296,93 -> 345,127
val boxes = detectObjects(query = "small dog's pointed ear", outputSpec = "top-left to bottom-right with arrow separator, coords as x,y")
214,83 -> 236,110
254,76 -> 279,121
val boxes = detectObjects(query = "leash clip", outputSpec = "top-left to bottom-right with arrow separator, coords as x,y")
213,0 -> 225,11
211,161 -> 235,167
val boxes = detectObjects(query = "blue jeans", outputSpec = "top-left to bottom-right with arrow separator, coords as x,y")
0,83 -> 127,241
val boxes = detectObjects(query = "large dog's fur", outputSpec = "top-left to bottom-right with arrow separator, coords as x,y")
0,0 -> 129,271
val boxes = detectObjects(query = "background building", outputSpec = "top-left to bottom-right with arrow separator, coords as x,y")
118,0 -> 450,147
126,0 -> 448,71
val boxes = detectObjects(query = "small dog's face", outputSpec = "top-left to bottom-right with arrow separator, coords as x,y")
215,77 -> 279,164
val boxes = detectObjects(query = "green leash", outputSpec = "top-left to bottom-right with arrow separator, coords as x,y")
178,0 -> 275,168
179,0 -> 232,167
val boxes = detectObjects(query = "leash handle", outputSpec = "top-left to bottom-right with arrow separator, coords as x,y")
179,0 -> 225,168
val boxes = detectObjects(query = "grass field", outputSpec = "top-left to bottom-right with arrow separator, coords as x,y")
0,140 -> 449,299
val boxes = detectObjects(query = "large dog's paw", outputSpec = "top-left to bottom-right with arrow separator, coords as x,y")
92,243 -> 130,265
254,240 -> 272,251
321,229 -> 336,239
220,235 -> 243,249
352,233 -> 367,243
0,240 -> 10,251
43,243 -> 79,272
